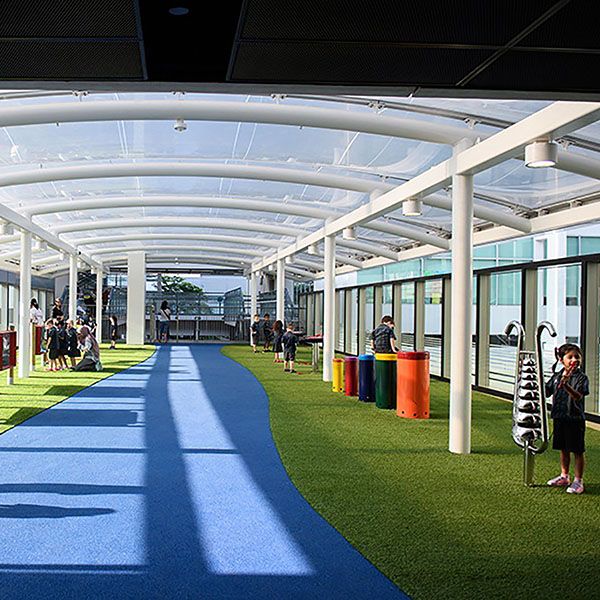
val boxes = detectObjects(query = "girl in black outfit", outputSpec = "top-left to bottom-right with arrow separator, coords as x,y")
272,320 -> 284,363
57,321 -> 69,370
51,298 -> 64,323
109,315 -> 118,349
65,319 -> 81,368
45,319 -> 59,372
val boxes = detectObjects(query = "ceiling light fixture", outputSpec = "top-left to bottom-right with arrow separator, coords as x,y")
174,118 -> 187,132
169,7 -> 189,16
307,243 -> 318,255
0,222 -> 14,236
524,140 -> 558,168
342,226 -> 357,240
402,197 -> 422,216
285,256 -> 292,265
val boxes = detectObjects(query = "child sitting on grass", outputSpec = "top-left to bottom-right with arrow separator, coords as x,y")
282,323 -> 298,373
545,343 -> 589,494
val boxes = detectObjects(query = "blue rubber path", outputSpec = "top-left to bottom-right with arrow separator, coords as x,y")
0,345 -> 408,599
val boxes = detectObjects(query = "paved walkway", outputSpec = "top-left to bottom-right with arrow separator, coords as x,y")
0,345 -> 407,599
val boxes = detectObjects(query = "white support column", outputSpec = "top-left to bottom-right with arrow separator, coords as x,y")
322,234 -> 336,382
18,231 -> 32,379
95,269 -> 103,343
276,259 -> 285,322
126,251 -> 146,345
69,255 -> 78,320
449,139 -> 474,455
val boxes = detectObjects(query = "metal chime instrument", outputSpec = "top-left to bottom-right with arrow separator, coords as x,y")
504,320 -> 556,486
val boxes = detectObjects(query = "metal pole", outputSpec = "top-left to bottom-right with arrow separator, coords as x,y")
276,259 -> 285,323
250,272 -> 258,316
7,325 -> 15,384
18,231 -> 32,379
95,268 -> 103,343
323,234 -> 336,382
69,254 -> 78,320
449,139 -> 474,455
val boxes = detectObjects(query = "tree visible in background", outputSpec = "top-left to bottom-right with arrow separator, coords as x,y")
161,276 -> 205,295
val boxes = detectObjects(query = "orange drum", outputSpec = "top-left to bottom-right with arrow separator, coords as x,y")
396,351 -> 430,419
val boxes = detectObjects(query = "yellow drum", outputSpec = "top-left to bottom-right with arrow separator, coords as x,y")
332,358 -> 344,392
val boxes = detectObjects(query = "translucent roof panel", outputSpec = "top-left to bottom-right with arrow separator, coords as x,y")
0,90 -> 596,274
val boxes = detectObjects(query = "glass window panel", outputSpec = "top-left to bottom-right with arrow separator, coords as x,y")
401,282 -> 414,351
581,237 -> 600,255
349,289 -> 358,355
424,280 -> 442,376
488,271 -> 522,393
537,265 -> 581,383
364,287 -> 374,354
382,284 -> 393,315
567,236 -> 579,256
336,290 -> 345,352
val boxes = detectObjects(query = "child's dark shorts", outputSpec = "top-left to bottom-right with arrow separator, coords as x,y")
284,349 -> 296,362
552,419 -> 585,454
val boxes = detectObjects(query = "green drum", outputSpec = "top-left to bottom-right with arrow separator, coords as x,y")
375,353 -> 397,409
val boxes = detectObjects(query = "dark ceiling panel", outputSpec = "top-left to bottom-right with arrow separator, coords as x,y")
518,2 -> 600,49
137,1 -> 244,82
0,41 -> 143,79
0,0 -> 139,38
239,0 -> 555,45
466,50 -> 600,92
231,43 -> 491,85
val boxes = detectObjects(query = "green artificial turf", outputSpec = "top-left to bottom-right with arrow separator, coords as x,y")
0,344 -> 155,435
223,344 -> 600,600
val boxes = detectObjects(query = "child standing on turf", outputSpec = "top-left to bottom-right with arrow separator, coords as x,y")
272,319 -> 284,363
262,313 -> 273,352
370,315 -> 398,354
65,319 -> 81,368
250,314 -> 260,353
282,323 -> 298,373
545,343 -> 589,494
45,319 -> 59,372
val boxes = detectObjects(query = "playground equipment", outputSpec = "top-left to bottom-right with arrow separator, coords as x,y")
396,351 -> 430,419
332,358 -> 344,392
504,319 -> 556,486
358,354 -> 375,402
344,356 -> 358,396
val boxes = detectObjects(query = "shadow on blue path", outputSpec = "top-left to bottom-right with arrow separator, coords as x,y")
0,345 -> 408,600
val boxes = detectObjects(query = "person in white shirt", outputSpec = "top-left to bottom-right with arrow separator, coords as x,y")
158,300 -> 172,343
30,298 -> 44,325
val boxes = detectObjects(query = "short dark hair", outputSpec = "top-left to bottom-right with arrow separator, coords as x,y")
556,343 -> 582,360
381,315 -> 394,325
286,322 -> 294,330
263,313 -> 270,318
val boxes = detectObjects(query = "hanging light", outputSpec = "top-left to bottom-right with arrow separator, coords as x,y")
284,256 -> 292,265
59,251 -> 67,261
342,226 -> 357,240
524,140 -> 558,168
402,197 -> 422,216
0,222 -> 14,236
34,238 -> 47,251
307,243 -> 318,255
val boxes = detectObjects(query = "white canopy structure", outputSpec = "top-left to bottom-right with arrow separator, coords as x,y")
2,90 -> 600,454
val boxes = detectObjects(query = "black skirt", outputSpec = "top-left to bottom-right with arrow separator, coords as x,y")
552,419 -> 586,454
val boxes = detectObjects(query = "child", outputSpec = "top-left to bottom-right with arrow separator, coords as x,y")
282,323 -> 298,373
45,319 -> 59,372
262,313 -> 272,352
109,315 -> 118,349
370,315 -> 398,354
272,320 -> 284,363
250,314 -> 260,353
65,319 -> 81,368
545,343 -> 589,494
57,321 -> 69,370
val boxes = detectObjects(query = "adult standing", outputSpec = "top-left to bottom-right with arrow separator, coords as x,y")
51,298 -> 64,323
29,298 -> 44,325
158,300 -> 172,343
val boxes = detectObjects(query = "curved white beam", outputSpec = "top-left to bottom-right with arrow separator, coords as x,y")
75,233 -> 284,249
6,161 -> 528,232
26,195 -> 333,221
0,99 -> 479,146
26,194 -> 448,247
69,230 -> 391,262
86,243 -> 364,268
52,217 -> 310,238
